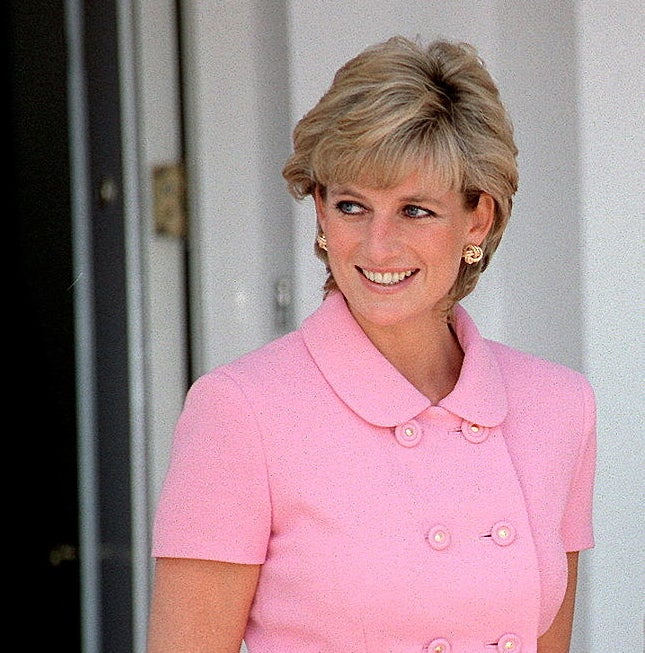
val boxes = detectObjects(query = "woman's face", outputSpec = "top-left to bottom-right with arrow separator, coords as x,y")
315,171 -> 494,339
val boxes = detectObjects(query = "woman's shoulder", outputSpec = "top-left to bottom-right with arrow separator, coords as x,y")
486,338 -> 595,404
191,329 -> 314,398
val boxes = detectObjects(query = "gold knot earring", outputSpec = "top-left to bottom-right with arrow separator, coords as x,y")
316,233 -> 328,251
462,244 -> 483,264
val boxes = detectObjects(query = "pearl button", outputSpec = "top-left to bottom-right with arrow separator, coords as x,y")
490,521 -> 516,546
461,419 -> 489,443
394,421 -> 422,447
427,525 -> 451,551
426,638 -> 451,653
497,633 -> 521,651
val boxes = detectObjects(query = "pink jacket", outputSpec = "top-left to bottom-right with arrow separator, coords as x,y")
153,292 -> 596,653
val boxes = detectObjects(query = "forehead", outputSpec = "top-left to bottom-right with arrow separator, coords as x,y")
326,167 -> 460,200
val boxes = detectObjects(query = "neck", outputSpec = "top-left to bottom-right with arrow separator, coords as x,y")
357,314 -> 463,404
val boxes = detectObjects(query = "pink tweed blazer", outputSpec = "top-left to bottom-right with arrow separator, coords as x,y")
152,292 -> 596,653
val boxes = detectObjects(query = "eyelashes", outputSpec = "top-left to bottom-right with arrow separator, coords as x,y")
334,200 -> 436,219
402,205 -> 435,219
335,200 -> 364,215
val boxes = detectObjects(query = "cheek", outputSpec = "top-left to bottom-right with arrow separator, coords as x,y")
326,223 -> 358,255
423,233 -> 464,264
326,246 -> 353,279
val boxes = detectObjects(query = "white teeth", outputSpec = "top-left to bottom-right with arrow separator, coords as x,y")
361,268 -> 415,285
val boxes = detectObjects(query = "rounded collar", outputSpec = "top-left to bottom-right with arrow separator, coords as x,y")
301,292 -> 508,427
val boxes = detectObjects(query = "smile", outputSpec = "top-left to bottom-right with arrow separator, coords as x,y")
359,268 -> 417,285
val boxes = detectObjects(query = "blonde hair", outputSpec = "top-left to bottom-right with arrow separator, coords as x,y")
282,36 -> 518,308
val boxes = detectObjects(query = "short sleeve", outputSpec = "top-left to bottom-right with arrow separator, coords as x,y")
561,378 -> 597,552
151,370 -> 271,564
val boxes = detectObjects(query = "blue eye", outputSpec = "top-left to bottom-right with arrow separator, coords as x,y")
404,205 -> 433,218
336,201 -> 364,215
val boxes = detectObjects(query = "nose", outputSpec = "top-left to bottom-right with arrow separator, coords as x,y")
363,212 -> 400,260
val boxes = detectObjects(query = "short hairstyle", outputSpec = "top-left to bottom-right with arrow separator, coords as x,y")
282,36 -> 519,308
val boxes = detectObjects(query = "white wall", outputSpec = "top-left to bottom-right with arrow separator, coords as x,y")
154,0 -> 643,649
577,0 -> 644,646
180,0 -> 294,375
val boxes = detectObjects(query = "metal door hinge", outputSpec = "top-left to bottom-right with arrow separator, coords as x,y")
153,163 -> 186,238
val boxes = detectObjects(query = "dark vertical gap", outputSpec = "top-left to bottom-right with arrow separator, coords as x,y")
83,1 -> 134,650
174,0 -> 194,385
8,0 -> 81,648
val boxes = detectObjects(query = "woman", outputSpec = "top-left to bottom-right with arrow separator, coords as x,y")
147,37 -> 596,653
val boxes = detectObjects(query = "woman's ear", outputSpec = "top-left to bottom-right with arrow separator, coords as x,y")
469,192 -> 495,244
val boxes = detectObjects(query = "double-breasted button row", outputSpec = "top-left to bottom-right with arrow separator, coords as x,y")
426,521 -> 517,550
425,633 -> 522,652
393,419 -> 490,447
